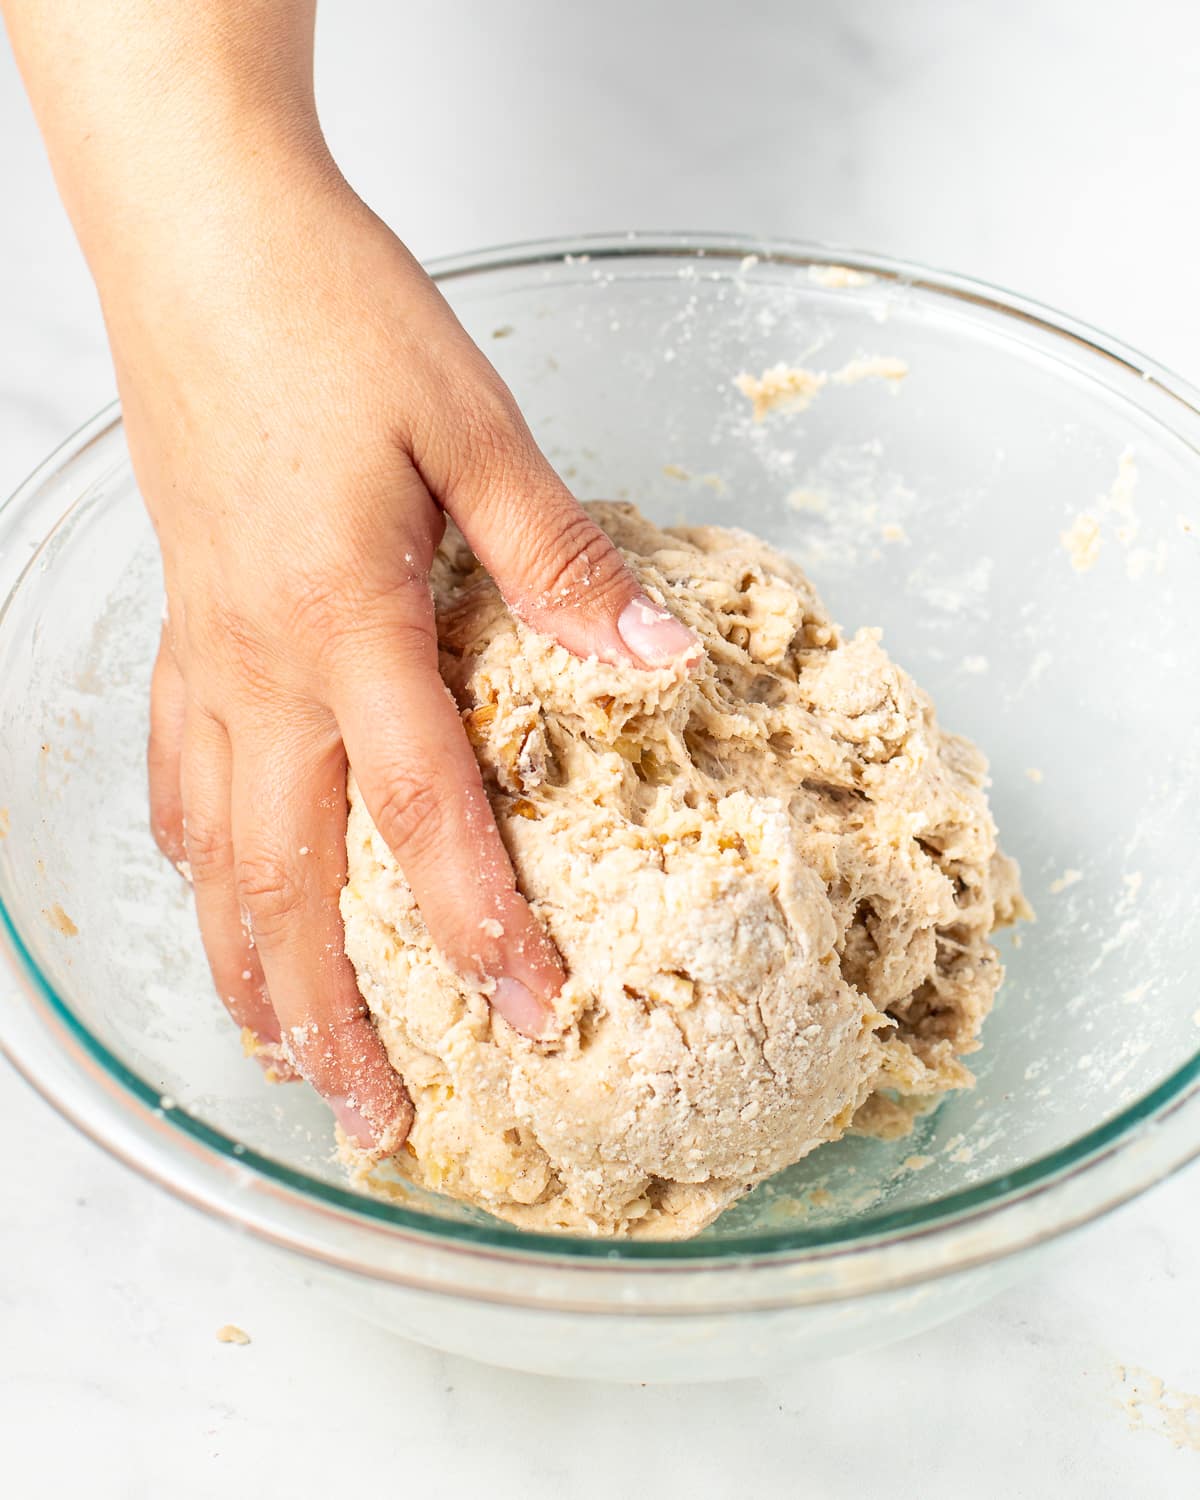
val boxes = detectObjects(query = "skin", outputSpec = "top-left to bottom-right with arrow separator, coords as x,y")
4,1 -> 699,1149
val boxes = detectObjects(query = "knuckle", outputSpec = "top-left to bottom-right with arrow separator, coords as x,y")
280,574 -> 357,654
205,587 -> 354,703
371,769 -> 445,862
525,511 -> 627,609
235,851 -> 306,941
280,572 -> 439,699
328,591 -> 438,674
206,598 -> 263,665
197,602 -> 284,703
184,814 -> 231,879
378,611 -> 438,670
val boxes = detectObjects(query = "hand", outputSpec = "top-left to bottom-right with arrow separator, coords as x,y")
118,166 -> 699,1149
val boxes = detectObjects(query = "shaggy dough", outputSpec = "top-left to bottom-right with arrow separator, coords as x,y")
341,503 -> 1024,1238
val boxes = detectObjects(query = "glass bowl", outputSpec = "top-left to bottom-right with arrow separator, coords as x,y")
1,234 -> 1198,1382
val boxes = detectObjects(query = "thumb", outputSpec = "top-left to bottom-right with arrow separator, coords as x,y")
415,375 -> 701,669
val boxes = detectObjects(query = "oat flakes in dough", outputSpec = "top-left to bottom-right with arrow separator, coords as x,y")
341,503 -> 1025,1238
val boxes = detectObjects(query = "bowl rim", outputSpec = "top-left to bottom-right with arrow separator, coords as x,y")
1,230 -> 1198,1294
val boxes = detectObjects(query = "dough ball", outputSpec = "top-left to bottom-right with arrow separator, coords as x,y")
341,503 -> 1024,1237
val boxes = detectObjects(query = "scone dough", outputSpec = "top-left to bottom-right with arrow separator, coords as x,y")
341,503 -> 1024,1238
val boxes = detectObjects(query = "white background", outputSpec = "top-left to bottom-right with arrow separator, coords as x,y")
1,2 -> 1198,1495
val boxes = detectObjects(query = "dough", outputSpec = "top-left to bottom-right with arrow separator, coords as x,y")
341,503 -> 1025,1238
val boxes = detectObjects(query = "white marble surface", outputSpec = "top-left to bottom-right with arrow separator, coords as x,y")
1,2 -> 1198,1493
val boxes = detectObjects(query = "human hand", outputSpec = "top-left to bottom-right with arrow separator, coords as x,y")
116,168 -> 699,1149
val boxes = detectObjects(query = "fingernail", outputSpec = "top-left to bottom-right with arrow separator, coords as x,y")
331,1096 -> 377,1148
491,977 -> 555,1038
617,594 -> 702,668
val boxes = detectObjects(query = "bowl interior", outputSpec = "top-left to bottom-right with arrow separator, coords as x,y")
1,241 -> 1198,1252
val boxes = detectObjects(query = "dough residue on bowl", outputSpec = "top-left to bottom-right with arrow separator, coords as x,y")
734,356 -> 908,421
341,503 -> 1026,1238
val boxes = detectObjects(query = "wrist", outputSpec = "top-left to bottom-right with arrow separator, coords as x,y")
89,136 -> 359,359
7,1 -> 334,304
89,120 -> 338,293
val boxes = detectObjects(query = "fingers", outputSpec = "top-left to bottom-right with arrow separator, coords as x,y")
228,725 -> 412,1150
411,372 -> 701,670
179,707 -> 284,1061
331,594 -> 565,1039
147,630 -> 188,869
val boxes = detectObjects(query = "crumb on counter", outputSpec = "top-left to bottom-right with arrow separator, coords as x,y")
215,1324 -> 252,1346
1113,1363 -> 1200,1452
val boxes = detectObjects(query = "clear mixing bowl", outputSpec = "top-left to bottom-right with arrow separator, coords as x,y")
1,234 -> 1198,1382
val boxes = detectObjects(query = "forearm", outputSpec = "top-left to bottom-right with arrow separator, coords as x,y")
2,0 -> 333,292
